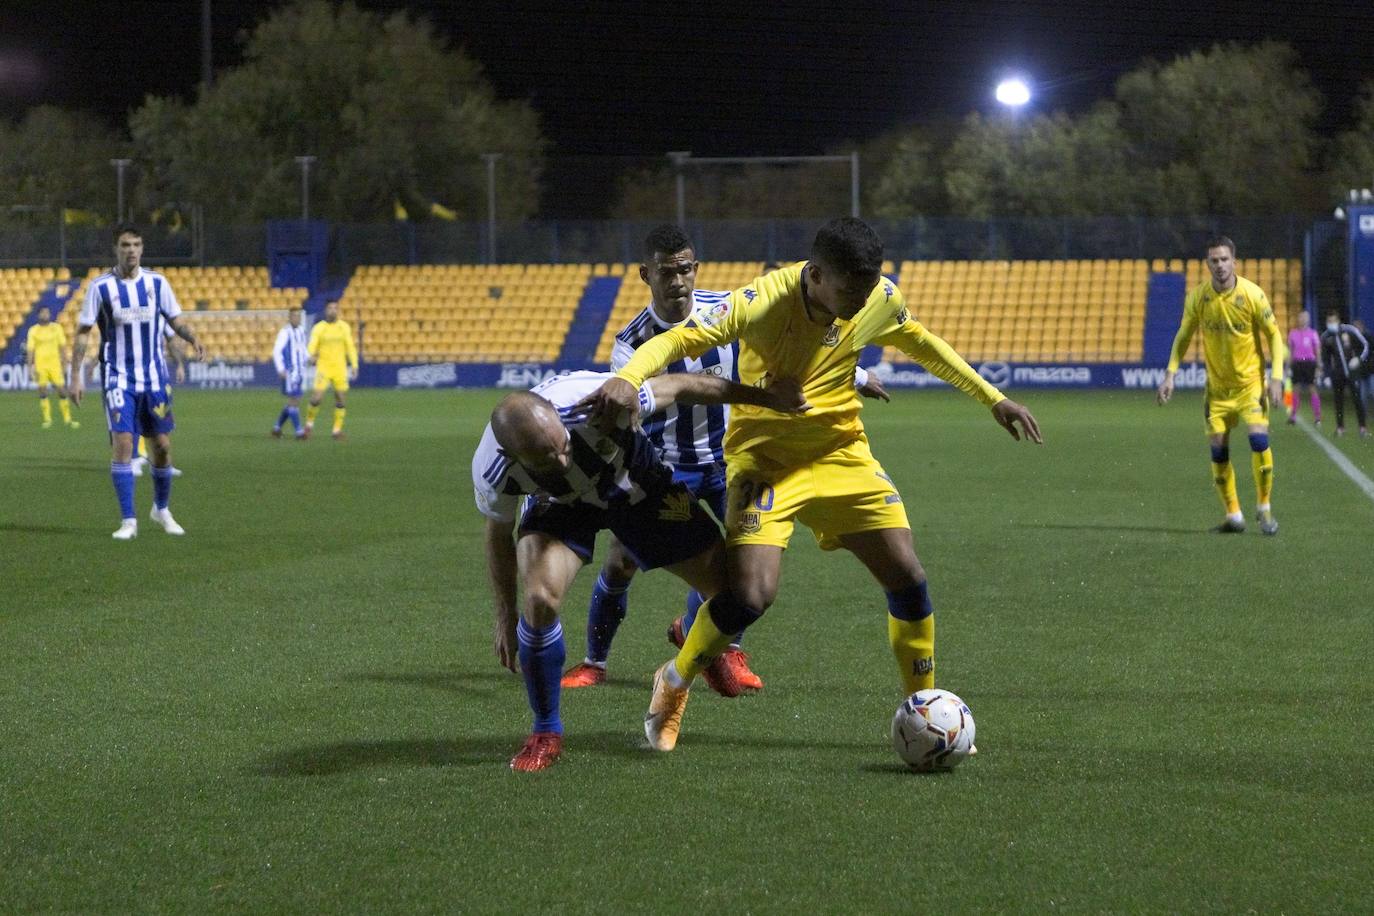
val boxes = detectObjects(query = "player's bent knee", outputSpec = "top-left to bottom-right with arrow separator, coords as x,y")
1210,443 -> 1230,464
707,591 -> 765,634
1248,431 -> 1269,452
886,580 -> 933,621
521,589 -> 561,627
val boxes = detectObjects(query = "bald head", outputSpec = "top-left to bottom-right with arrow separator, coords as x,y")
491,391 -> 571,474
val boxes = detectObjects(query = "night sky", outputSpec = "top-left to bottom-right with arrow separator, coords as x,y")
2,0 -> 1372,211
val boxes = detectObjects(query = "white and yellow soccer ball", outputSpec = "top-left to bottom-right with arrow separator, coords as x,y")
891,689 -> 976,772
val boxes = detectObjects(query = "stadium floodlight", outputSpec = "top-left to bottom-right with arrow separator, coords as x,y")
110,159 -> 132,223
995,77 -> 1032,108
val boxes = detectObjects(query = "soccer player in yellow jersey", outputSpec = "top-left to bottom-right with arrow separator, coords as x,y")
1157,236 -> 1284,535
578,217 -> 1043,751
305,299 -> 358,440
25,308 -> 78,429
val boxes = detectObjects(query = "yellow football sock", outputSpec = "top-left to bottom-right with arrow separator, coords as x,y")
39,398 -> 51,423
59,398 -> 71,423
1252,447 -> 1273,506
672,599 -> 735,683
1212,460 -> 1240,515
306,404 -> 320,425
889,613 -> 935,695
332,407 -> 346,433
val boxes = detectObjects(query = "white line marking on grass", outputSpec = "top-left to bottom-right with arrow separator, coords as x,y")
1295,416 -> 1374,505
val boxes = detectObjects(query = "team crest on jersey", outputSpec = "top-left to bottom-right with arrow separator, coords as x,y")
896,307 -> 909,324
743,288 -> 756,302
658,491 -> 694,522
696,300 -> 732,328
883,282 -> 895,300
152,402 -> 170,419
112,411 -> 121,424
737,511 -> 761,534
823,324 -> 841,347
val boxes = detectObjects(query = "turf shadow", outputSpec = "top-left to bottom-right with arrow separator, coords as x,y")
1014,521 -> 1210,535
0,522 -> 88,535
253,736 -> 522,776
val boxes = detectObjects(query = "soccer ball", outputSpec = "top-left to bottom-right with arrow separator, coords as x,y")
891,689 -> 976,772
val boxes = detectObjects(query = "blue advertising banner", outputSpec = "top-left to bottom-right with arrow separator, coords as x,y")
0,359 -> 1210,392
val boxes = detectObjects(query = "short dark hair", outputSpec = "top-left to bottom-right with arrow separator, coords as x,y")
643,224 -> 693,261
811,217 -> 883,283
1205,235 -> 1235,257
112,223 -> 142,242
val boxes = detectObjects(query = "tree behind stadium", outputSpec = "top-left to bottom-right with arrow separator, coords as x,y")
129,0 -> 547,224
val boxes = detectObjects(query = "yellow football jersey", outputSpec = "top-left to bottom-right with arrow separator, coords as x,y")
26,322 -> 67,366
308,319 -> 358,374
1167,275 -> 1284,392
615,262 -> 1004,474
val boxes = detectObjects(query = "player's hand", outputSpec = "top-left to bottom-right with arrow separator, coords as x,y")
857,373 -> 890,402
192,340 -> 206,361
761,376 -> 812,414
348,367 -> 357,381
279,371 -> 287,380
70,377 -> 84,407
572,377 -> 640,432
1156,376 -> 1175,405
493,614 -> 520,673
992,398 -> 1043,443
1267,377 -> 1284,410
1349,357 -> 1362,373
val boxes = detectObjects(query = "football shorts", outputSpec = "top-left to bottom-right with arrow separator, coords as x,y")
281,370 -> 304,398
1204,380 -> 1268,436
33,363 -> 65,387
518,470 -> 721,571
723,434 -> 909,551
671,461 -> 728,521
105,387 -> 175,438
1290,360 -> 1317,386
313,368 -> 350,393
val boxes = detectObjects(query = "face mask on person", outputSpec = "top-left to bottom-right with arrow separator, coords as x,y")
1327,322 -> 1340,333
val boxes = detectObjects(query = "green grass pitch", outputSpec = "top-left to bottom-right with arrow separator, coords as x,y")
2,387 -> 1371,912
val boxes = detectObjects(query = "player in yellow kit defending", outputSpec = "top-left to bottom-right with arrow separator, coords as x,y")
305,300 -> 358,440
1157,236 -> 1284,535
578,218 -> 1043,752
25,308 -> 78,429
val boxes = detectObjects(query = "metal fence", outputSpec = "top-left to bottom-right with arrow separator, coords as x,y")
0,214 -> 1311,271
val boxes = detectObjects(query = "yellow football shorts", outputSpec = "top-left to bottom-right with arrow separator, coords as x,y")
723,434 -> 910,550
34,363 -> 65,387
313,368 -> 350,393
1204,381 -> 1268,436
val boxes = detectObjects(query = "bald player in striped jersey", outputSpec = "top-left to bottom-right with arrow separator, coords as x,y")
475,369 -> 808,771
70,224 -> 204,539
562,225 -> 890,696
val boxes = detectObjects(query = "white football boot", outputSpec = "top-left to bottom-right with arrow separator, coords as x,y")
149,507 -> 185,535
112,519 -> 138,540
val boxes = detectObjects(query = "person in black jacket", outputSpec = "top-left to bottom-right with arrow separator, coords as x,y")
1320,311 -> 1370,437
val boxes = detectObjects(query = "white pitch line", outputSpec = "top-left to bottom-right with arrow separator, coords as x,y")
1295,415 -> 1374,505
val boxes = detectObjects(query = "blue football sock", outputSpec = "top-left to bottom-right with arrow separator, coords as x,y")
110,462 -> 135,520
685,589 -> 743,649
275,406 -> 290,430
585,573 -> 629,664
151,465 -> 173,511
517,619 -> 565,734
287,406 -> 302,433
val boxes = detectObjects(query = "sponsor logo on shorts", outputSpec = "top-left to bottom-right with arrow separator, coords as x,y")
875,470 -> 893,484
885,493 -> 902,504
112,411 -> 122,424
738,511 -> 761,534
658,491 -> 694,522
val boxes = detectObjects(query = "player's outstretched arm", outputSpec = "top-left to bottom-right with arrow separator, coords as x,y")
484,517 -> 520,673
991,398 -> 1043,444
647,372 -> 811,414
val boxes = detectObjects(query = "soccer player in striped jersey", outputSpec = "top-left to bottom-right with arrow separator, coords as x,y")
562,225 -> 890,695
1158,236 -> 1285,534
25,308 -> 78,429
271,307 -> 308,439
70,224 -> 204,540
305,300 -> 357,440
578,218 -> 1041,753
474,370 -> 807,771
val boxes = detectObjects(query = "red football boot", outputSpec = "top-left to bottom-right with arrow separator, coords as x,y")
510,732 -> 562,772
666,615 -> 763,698
560,662 -> 607,689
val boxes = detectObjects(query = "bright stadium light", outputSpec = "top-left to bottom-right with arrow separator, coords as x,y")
995,77 -> 1032,108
